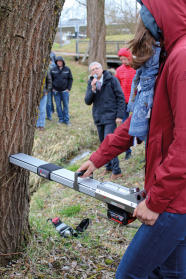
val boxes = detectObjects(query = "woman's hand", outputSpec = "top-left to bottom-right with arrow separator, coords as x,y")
91,78 -> 97,92
116,118 -> 122,125
76,160 -> 97,178
133,200 -> 159,226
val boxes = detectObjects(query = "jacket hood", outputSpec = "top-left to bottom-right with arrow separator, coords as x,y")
103,70 -> 112,78
141,0 -> 186,54
55,56 -> 66,66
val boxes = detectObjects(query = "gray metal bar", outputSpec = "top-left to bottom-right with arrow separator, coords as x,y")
9,153 -> 146,213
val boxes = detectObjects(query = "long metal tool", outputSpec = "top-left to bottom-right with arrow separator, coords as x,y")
9,153 -> 146,225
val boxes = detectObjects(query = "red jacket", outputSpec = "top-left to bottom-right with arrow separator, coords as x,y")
115,65 -> 136,103
90,0 -> 186,214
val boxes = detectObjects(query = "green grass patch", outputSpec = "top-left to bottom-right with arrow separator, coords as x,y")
58,204 -> 81,217
52,34 -> 134,53
66,163 -> 82,172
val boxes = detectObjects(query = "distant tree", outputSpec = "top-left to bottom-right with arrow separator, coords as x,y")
0,0 -> 65,266
86,0 -> 91,38
105,0 -> 140,35
75,0 -> 90,38
87,0 -> 107,69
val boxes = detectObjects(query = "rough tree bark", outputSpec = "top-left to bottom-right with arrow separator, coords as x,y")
87,0 -> 107,69
0,0 -> 65,265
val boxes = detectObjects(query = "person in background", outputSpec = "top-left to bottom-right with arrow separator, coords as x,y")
85,62 -> 125,181
50,51 -> 56,64
115,48 -> 136,160
46,58 -> 55,121
49,54 -> 56,114
50,56 -> 73,126
36,69 -> 52,131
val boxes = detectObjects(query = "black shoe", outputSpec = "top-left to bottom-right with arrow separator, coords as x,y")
125,153 -> 131,160
140,158 -> 145,163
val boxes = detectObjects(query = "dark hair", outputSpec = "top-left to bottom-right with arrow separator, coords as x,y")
128,18 -> 157,70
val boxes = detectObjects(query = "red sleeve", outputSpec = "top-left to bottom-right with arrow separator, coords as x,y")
90,116 -> 134,168
146,46 -> 186,213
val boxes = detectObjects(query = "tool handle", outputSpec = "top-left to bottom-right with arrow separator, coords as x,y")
75,170 -> 87,177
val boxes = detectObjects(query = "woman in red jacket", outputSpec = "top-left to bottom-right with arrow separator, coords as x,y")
77,0 -> 186,278
115,48 -> 136,160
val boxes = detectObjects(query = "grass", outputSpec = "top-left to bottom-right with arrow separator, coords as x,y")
52,34 -> 134,54
2,58 -> 145,278
58,204 -> 81,217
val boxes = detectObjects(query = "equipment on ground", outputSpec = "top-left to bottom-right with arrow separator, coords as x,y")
47,217 -> 91,238
9,153 -> 146,226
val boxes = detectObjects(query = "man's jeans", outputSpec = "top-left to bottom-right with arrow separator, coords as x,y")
115,212 -> 186,279
46,90 -> 52,120
97,123 -> 121,175
122,104 -> 131,155
36,95 -> 47,127
54,90 -> 69,123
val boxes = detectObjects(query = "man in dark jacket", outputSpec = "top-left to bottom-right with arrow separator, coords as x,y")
85,62 -> 125,180
50,56 -> 73,126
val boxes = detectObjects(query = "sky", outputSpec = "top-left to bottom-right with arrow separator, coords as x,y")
61,0 -> 139,21
63,0 -> 76,8
61,0 -> 86,21
63,0 -> 137,7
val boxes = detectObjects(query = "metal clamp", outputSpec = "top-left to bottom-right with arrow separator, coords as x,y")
74,171 -> 93,191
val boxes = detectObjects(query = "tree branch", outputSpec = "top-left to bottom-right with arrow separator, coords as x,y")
75,0 -> 87,7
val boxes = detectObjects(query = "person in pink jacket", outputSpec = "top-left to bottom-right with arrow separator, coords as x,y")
115,48 -> 136,159
77,0 -> 186,277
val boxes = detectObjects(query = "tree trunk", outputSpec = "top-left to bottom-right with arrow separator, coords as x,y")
0,0 -> 65,265
87,0 -> 107,69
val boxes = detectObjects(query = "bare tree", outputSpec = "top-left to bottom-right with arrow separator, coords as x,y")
86,0 -> 91,38
75,1 -> 91,39
87,0 -> 107,69
74,0 -> 91,38
105,0 -> 140,35
0,0 -> 65,265
76,0 -> 86,6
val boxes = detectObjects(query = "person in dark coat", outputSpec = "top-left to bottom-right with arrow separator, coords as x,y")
85,62 -> 125,180
50,56 -> 73,126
